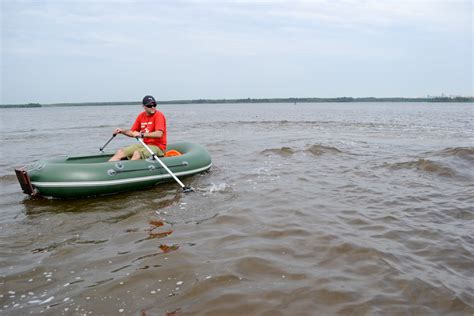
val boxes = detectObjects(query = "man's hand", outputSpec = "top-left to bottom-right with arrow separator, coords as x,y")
113,128 -> 140,137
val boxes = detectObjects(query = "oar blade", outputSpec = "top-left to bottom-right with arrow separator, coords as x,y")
182,186 -> 194,193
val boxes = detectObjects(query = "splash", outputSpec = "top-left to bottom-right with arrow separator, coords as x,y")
196,183 -> 228,193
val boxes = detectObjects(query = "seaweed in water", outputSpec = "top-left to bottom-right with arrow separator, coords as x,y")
147,231 -> 173,240
148,220 -> 165,229
145,219 -> 172,239
159,244 -> 180,253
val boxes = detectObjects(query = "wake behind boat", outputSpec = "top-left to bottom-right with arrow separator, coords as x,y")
15,141 -> 212,199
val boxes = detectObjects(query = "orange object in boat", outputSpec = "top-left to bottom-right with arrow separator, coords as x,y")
165,149 -> 182,157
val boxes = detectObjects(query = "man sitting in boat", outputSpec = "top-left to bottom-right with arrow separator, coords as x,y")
108,95 -> 167,161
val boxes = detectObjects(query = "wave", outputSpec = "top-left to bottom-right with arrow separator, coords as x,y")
10,125 -> 117,135
434,147 -> 474,162
237,120 -> 330,126
260,144 -> 345,157
260,147 -> 297,156
0,174 -> 18,182
191,120 -> 413,131
386,159 -> 457,177
305,144 -> 343,156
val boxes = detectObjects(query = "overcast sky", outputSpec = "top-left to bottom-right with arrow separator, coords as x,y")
1,0 -> 472,104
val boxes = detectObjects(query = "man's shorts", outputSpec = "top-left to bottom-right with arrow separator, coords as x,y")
122,144 -> 164,159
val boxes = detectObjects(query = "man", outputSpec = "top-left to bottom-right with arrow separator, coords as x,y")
108,95 -> 167,161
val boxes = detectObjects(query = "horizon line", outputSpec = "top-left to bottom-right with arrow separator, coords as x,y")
2,95 -> 473,107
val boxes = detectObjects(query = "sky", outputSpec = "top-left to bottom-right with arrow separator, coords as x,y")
1,0 -> 472,104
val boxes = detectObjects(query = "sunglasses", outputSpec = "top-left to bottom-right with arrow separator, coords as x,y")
143,103 -> 155,108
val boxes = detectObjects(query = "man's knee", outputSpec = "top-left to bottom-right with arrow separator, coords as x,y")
116,149 -> 125,156
131,150 -> 142,160
109,149 -> 126,162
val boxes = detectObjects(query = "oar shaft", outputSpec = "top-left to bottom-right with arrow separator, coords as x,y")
100,134 -> 116,152
136,137 -> 187,189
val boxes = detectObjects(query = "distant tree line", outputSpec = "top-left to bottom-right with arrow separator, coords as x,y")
1,96 -> 472,108
159,96 -> 473,104
0,103 -> 42,108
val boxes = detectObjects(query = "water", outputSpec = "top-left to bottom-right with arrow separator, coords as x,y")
0,102 -> 473,315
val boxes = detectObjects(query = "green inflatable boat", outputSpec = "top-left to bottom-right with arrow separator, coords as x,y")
15,141 -> 212,199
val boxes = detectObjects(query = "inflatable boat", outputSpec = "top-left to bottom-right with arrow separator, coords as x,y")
15,142 -> 212,199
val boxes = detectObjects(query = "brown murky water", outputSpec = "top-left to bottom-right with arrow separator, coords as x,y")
0,103 -> 473,315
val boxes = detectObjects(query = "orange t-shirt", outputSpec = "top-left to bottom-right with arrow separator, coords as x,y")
131,110 -> 167,151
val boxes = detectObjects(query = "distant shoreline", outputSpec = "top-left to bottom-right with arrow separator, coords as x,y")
1,96 -> 472,108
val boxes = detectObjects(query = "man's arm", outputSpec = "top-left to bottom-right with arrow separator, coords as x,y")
113,113 -> 142,137
141,130 -> 163,138
113,128 -> 141,137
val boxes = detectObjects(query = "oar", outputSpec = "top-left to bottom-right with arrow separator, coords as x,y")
99,134 -> 116,152
136,137 -> 194,193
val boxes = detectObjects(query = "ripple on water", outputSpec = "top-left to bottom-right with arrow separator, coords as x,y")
429,146 -> 474,161
260,146 -> 297,157
1,103 -> 474,315
384,159 -> 458,177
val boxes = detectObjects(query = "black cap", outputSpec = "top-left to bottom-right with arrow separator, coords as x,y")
142,95 -> 157,106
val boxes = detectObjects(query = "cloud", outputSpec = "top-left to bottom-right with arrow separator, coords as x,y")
1,0 -> 472,103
